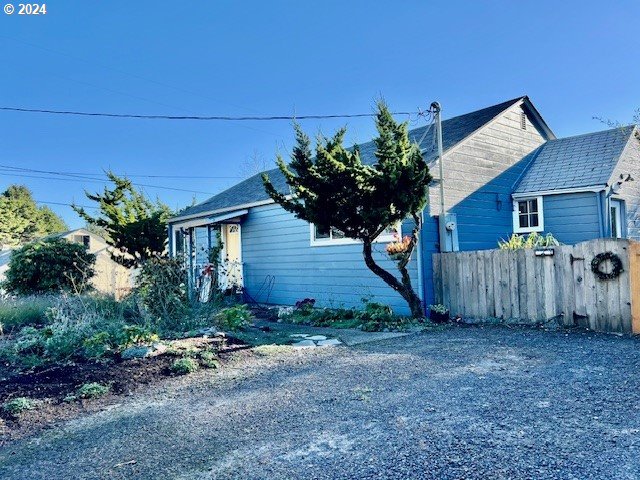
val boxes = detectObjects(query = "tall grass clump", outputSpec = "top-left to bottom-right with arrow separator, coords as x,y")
498,232 -> 560,250
0,295 -> 58,333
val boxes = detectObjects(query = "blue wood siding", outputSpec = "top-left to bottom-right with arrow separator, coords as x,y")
241,203 -> 420,315
429,103 -> 547,252
542,192 -> 602,244
451,158 -> 531,251
420,215 -> 439,306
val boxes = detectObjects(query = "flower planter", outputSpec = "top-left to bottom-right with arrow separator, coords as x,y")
389,253 -> 406,261
429,308 -> 450,323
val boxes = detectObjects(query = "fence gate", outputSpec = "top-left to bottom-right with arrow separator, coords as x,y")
433,239 -> 639,334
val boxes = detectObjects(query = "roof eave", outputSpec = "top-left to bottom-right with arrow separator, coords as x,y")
521,96 -> 556,140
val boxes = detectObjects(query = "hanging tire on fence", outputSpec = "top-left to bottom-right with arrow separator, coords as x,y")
590,251 -> 624,281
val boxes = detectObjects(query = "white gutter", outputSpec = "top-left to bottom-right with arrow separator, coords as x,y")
512,185 -> 605,199
168,199 -> 276,224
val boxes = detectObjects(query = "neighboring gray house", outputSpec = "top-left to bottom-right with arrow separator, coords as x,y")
167,96 -> 639,314
513,125 -> 639,243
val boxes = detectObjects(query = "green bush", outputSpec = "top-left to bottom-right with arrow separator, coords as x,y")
0,295 -> 56,333
171,357 -> 199,375
3,238 -> 96,295
121,325 -> 159,347
76,382 -> 110,399
198,350 -> 219,369
215,304 -> 252,331
2,397 -> 37,415
133,256 -> 225,335
135,256 -> 189,321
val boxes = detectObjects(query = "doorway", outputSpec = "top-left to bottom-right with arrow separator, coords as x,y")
222,224 -> 243,289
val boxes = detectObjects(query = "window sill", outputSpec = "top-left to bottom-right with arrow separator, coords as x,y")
310,235 -> 396,247
513,226 -> 544,234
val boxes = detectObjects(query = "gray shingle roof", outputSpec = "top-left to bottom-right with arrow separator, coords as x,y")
171,97 -> 525,221
514,125 -> 636,194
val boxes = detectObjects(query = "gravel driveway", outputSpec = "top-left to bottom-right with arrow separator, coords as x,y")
1,326 -> 640,479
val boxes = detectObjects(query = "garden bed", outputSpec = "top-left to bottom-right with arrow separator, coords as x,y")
0,335 -> 245,442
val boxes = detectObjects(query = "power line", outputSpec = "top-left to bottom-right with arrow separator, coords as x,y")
0,171 -> 217,195
0,106 -> 416,122
35,199 -> 99,210
0,165 -> 241,180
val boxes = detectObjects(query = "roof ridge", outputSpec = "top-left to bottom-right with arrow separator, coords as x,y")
548,124 -> 636,143
437,96 -> 524,125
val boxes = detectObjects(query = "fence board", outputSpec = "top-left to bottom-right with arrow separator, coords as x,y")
433,239 -> 637,334
477,251 -> 487,318
629,242 -> 640,334
492,251 -> 503,319
500,251 -> 512,319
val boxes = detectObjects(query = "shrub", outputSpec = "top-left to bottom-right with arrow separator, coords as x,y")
294,298 -> 315,313
171,357 -> 199,375
498,232 -> 560,250
121,325 -> 159,347
215,304 -> 252,331
76,382 -> 110,399
82,331 -> 114,358
3,238 -> 96,295
135,256 -> 189,322
2,397 -> 37,415
198,350 -> 219,369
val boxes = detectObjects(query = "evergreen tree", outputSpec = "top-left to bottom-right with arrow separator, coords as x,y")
73,172 -> 173,268
0,185 -> 68,248
263,102 -> 432,317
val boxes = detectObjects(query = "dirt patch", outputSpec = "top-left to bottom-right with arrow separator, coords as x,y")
0,336 -> 245,442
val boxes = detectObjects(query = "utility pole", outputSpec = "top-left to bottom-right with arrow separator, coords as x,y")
431,102 -> 447,252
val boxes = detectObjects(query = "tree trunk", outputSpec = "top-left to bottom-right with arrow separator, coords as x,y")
362,239 -> 424,319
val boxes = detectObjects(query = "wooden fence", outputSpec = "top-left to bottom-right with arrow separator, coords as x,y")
433,239 -> 640,334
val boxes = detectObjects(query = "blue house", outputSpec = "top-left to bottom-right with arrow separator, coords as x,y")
168,96 -> 640,315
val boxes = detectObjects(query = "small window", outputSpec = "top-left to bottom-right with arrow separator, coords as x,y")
175,230 -> 185,254
310,223 -> 400,246
73,235 -> 90,249
512,197 -> 544,233
520,112 -> 527,130
610,200 -> 623,238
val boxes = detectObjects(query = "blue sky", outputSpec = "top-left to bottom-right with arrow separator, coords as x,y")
1,1 -> 638,228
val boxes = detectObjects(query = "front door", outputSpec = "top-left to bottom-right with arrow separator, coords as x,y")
222,224 -> 243,289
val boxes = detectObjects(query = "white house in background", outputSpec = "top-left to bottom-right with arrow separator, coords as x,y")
53,228 -> 134,298
0,228 -> 134,298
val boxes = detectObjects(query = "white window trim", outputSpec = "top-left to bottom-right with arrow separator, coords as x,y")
513,196 -> 544,234
309,223 -> 401,247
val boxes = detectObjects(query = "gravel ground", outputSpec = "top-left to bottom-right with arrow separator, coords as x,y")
1,326 -> 639,480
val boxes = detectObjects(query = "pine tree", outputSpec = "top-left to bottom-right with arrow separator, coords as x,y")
0,185 -> 68,248
73,172 -> 173,268
263,102 -> 432,318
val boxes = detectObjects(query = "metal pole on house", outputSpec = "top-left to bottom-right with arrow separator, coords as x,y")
431,101 -> 447,305
432,102 -> 446,238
